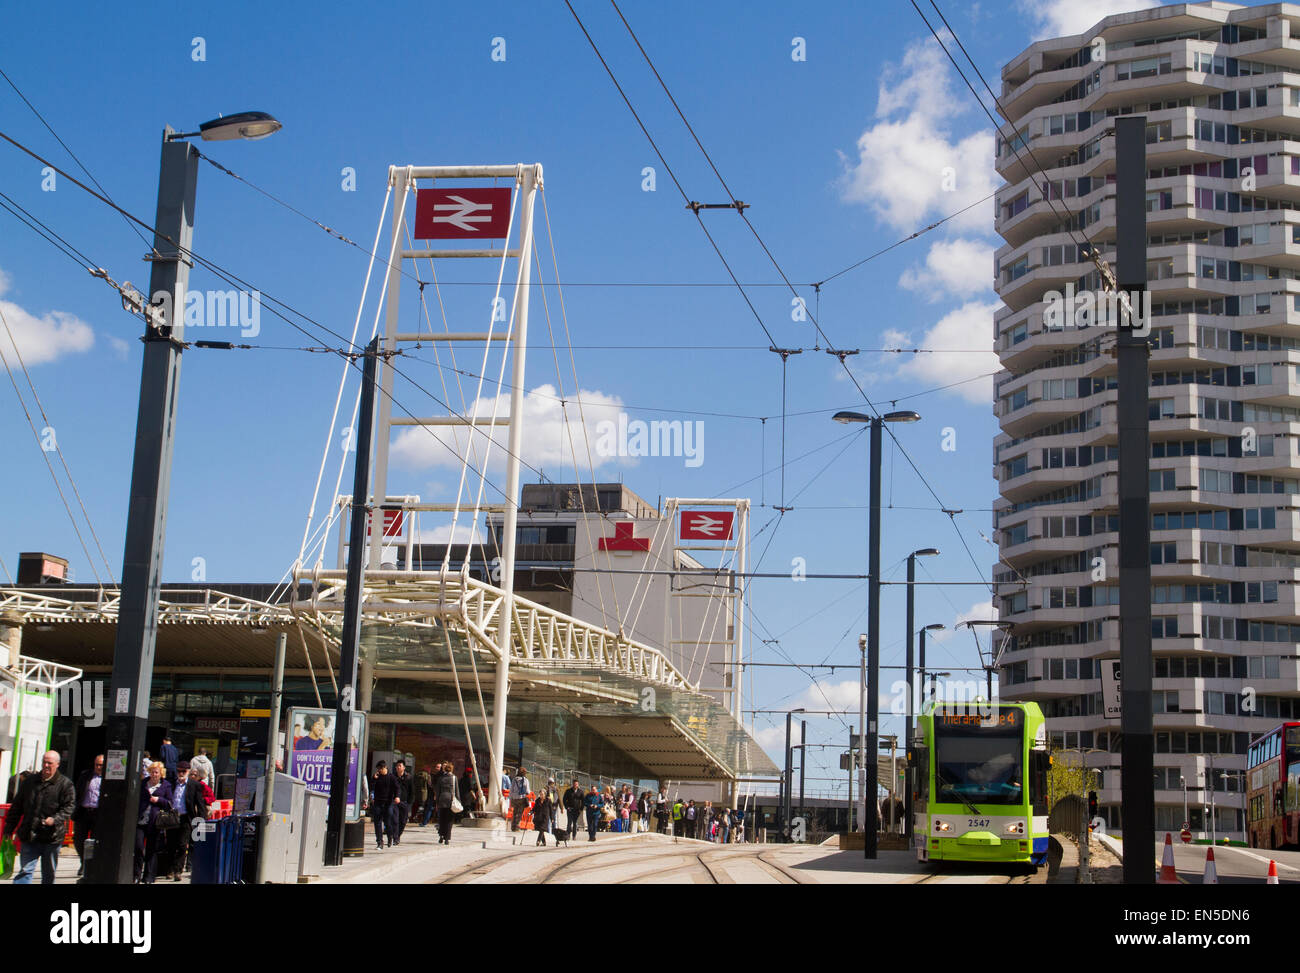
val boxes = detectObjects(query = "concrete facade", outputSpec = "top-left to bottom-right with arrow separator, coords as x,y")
993,2 -> 1300,840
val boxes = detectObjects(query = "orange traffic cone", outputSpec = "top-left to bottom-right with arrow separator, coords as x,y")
1157,832 -> 1179,884
1203,847 -> 1217,885
1267,860 -> 1279,885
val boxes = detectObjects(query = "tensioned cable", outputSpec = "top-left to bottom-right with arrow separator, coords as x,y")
0,65 -> 152,252
574,5 -> 1000,596
0,302 -> 104,586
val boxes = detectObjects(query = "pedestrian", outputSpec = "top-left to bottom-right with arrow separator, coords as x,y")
189,747 -> 215,791
159,735 -> 179,785
433,760 -> 457,845
458,764 -> 476,821
671,796 -> 684,837
618,784 -> 634,833
733,806 -> 745,844
135,761 -> 174,883
421,766 -> 438,827
654,786 -> 669,834
140,751 -> 152,778
414,765 -> 430,825
3,750 -> 75,884
600,785 -> 615,832
718,807 -> 731,844
168,762 -> 212,881
72,753 -> 104,877
684,799 -> 697,839
370,760 -> 397,850
533,780 -> 555,846
510,766 -> 531,831
583,784 -> 603,842
391,760 -> 412,845
563,779 -> 584,841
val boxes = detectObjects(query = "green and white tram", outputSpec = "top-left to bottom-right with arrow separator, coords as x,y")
912,700 -> 1050,867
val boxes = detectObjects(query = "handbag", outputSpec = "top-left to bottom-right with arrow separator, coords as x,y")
156,807 -> 181,831
450,797 -> 464,813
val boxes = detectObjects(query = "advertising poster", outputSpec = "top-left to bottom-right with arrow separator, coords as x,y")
287,707 -> 365,822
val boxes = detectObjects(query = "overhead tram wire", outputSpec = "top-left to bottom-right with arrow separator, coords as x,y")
0,130 -> 361,353
599,4 -> 1000,595
0,65 -> 153,253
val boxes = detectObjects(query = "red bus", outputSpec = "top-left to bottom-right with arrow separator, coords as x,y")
1246,721 -> 1300,850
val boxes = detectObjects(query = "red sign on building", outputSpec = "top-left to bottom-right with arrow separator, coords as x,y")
599,522 -> 650,552
366,509 -> 404,538
414,187 -> 512,239
680,511 -> 734,541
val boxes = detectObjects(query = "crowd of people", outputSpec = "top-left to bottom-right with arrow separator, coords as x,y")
508,769 -> 748,845
365,758 -> 480,850
3,736 -> 218,885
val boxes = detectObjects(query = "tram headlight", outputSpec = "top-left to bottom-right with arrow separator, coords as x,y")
1003,821 -> 1025,835
935,820 -> 952,833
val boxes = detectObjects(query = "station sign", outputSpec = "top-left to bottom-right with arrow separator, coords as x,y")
1100,659 -> 1121,719
414,187 -> 512,239
680,510 -> 734,541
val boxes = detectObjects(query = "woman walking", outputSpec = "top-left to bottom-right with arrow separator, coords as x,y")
135,761 -> 173,884
618,784 -> 634,833
532,781 -> 555,846
433,760 -> 457,845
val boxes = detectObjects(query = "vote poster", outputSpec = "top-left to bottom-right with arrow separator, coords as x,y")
287,708 -> 365,822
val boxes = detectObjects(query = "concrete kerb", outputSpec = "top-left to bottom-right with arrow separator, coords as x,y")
1097,832 -> 1124,862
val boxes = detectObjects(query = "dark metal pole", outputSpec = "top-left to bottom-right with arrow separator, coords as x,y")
847,723 -> 854,832
919,628 -> 928,705
88,131 -> 197,884
799,719 -> 807,827
1116,115 -> 1154,883
905,554 -> 915,845
783,710 -> 793,842
324,336 -> 380,866
865,418 -> 882,859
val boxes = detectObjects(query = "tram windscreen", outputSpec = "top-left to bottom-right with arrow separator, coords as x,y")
934,711 -> 1024,806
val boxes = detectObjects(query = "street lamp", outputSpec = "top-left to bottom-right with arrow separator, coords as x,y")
917,624 -> 945,706
783,707 -> 806,842
89,112 -> 281,886
904,547 -> 938,847
833,408 -> 920,859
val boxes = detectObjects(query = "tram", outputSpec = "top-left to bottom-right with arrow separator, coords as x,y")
913,700 -> 1050,867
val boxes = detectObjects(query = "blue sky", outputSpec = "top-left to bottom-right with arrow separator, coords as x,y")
0,0 -> 1183,789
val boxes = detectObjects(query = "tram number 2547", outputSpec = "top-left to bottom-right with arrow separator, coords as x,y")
968,819 -> 990,829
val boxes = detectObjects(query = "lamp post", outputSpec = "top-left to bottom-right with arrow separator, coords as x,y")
904,547 -> 938,846
89,111 -> 281,885
783,707 -> 805,842
857,633 -> 866,834
917,624 -> 945,707
833,409 -> 920,859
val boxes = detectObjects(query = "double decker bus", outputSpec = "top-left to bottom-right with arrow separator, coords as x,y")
1246,721 -> 1300,850
912,701 -> 1050,867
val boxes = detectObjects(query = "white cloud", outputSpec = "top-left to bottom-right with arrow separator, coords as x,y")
891,301 -> 1000,404
389,383 -> 626,473
0,268 -> 94,365
898,238 -> 994,301
929,599 -> 998,645
107,336 -> 130,358
840,36 -> 996,234
1019,0 -> 1162,41
423,523 -> 485,544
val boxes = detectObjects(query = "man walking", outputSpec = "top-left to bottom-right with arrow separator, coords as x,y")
582,784 -> 603,842
189,746 -> 215,791
391,760 -> 412,845
72,753 -> 103,877
509,766 -> 531,832
414,765 -> 430,825
3,750 -> 75,884
369,761 -> 398,849
159,735 -> 180,786
562,779 -> 584,842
